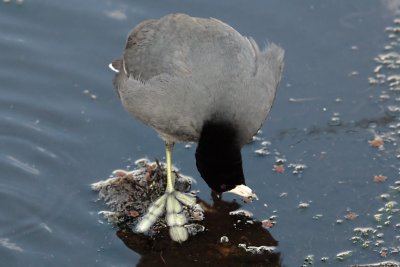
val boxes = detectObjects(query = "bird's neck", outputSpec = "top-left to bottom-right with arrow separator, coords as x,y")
195,121 -> 245,193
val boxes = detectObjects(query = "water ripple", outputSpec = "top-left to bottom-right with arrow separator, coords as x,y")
5,155 -> 40,176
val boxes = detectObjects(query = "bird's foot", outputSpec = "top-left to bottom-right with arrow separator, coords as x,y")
135,190 -> 196,242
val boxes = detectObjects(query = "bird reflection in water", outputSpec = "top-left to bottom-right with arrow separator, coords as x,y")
116,192 -> 281,267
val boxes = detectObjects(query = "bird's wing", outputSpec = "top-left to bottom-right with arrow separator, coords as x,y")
249,39 -> 284,112
122,14 -> 256,85
118,13 -> 284,143
237,40 -> 284,141
122,16 -> 192,82
118,73 -> 207,142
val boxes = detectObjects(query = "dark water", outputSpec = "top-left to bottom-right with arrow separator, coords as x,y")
1,0 -> 400,266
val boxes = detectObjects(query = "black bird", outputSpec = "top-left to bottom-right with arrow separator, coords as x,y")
110,13 -> 284,242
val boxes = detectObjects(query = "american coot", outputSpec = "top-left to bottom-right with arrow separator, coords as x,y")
110,13 -> 284,242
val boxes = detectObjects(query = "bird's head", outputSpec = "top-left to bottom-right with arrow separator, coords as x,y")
195,120 -> 258,202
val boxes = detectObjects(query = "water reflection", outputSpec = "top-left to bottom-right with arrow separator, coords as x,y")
116,193 -> 281,267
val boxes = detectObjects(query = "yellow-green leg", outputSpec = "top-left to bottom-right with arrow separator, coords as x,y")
165,142 -> 175,193
135,141 -> 196,243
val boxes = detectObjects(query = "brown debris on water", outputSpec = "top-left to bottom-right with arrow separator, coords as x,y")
345,212 -> 359,220
91,159 -> 202,234
272,165 -> 285,173
261,219 -> 275,229
369,136 -> 384,148
374,175 -> 388,183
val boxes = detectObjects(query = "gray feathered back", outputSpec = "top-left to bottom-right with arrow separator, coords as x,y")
114,14 -> 284,144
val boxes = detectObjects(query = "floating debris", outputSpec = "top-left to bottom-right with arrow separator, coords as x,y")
184,143 -> 192,149
298,202 -> 310,209
345,212 -> 359,220
182,223 -> 204,237
237,244 -> 276,254
369,136 -> 384,148
321,256 -> 329,262
336,250 -> 352,261
275,157 -> 287,164
353,227 -> 377,237
387,105 -> 400,116
374,65 -> 384,73
328,115 -> 342,126
369,77 -> 380,85
348,26 -> 400,253
380,248 -> 388,257
385,201 -> 397,211
191,204 -> 204,221
380,193 -> 391,200
279,192 -> 288,198
349,71 -> 359,76
229,209 -> 253,218
261,140 -> 271,146
254,147 -> 270,156
348,261 -> 400,267
273,165 -> 285,173
380,94 -> 391,101
302,255 -> 314,267
374,175 -> 388,183
312,214 -> 323,220
83,89 -> 97,101
288,163 -> 307,175
251,136 -> 262,142
261,219 -> 275,229
289,97 -> 319,103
